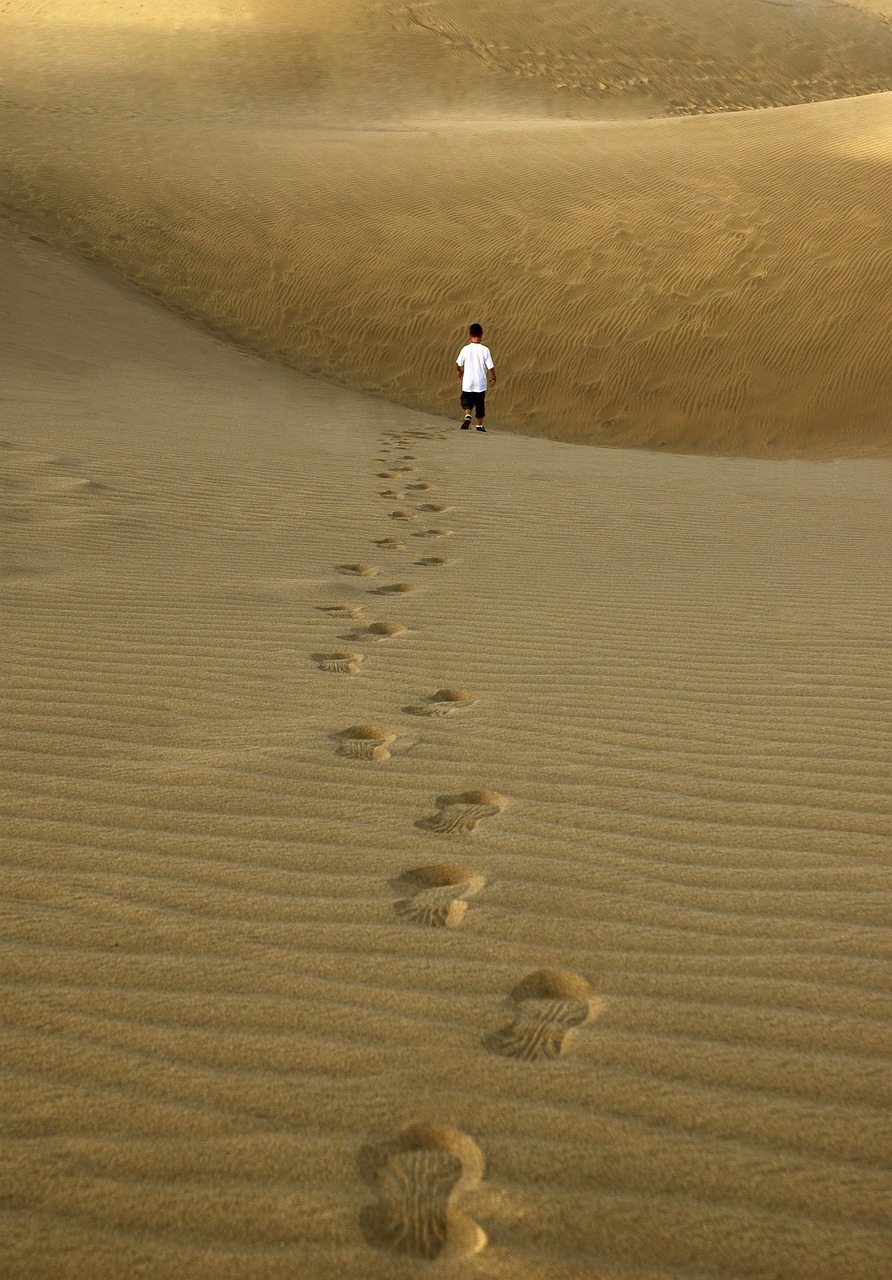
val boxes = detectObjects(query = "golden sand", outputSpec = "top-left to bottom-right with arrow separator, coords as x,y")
2,4 -> 891,1277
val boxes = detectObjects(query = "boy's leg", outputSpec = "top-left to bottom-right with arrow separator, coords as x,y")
460,391 -> 473,427
475,392 -> 486,429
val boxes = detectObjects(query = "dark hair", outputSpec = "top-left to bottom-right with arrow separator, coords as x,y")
469,323 -> 483,338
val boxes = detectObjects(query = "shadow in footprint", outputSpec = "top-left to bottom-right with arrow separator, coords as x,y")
485,970 -> 602,1061
370,582 -> 417,595
373,537 -> 406,550
405,688 -> 476,717
418,790 -> 506,835
314,651 -> 365,674
359,1125 -> 486,1262
415,556 -> 455,567
359,621 -> 408,641
317,604 -> 365,619
338,563 -> 379,577
392,863 -> 485,927
336,724 -> 396,761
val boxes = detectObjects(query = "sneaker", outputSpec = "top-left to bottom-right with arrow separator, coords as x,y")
461,416 -> 471,429
476,424 -> 486,432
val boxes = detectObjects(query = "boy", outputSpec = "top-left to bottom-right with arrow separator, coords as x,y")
456,323 -> 496,431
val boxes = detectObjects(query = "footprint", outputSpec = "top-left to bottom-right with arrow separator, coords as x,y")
407,482 -> 435,492
415,556 -> 455,567
359,1125 -> 486,1262
420,503 -> 454,513
413,528 -> 453,539
389,509 -> 416,521
316,651 -> 365,674
339,563 -> 378,577
371,582 -> 416,595
373,537 -> 406,550
377,471 -> 397,478
406,689 -> 476,717
394,466 -> 417,473
400,454 -> 419,460
318,603 -> 365,618
378,489 -> 406,499
485,971 -> 602,1062
418,791 -> 507,835
393,863 -> 485,927
336,724 -> 396,761
365,621 -> 408,639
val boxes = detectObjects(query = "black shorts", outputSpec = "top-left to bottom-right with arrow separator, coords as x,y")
460,390 -> 486,418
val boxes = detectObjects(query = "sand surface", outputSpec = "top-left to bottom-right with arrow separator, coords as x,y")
2,225 -> 891,1278
2,3 -> 892,1277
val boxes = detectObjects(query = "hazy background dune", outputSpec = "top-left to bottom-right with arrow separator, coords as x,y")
3,0 -> 892,455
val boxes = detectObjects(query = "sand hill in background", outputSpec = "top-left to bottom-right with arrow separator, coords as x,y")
2,0 -> 892,456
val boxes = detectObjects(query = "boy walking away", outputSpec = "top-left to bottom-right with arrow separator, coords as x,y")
456,323 -> 496,431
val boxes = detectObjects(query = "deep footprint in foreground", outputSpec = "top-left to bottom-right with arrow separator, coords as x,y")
359,1125 -> 486,1262
485,970 -> 602,1061
406,688 -> 477,717
393,863 -> 485,927
415,555 -> 455,567
419,790 -> 507,834
316,651 -> 365,674
374,537 -> 406,550
336,724 -> 397,761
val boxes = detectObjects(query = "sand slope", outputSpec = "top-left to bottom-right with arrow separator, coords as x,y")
3,3 -> 892,1274
2,227 -> 891,1278
2,1 -> 892,456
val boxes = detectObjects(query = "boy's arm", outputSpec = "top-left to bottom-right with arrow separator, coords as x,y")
456,360 -> 464,380
488,365 -> 497,385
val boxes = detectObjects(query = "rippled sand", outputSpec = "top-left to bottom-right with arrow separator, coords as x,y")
2,4 -> 892,1278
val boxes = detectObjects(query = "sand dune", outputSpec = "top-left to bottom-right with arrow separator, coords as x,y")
3,2 -> 892,1276
3,1 -> 892,456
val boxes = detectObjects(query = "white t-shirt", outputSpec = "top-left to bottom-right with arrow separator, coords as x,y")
456,342 -> 494,392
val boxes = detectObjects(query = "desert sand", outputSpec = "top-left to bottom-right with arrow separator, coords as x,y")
2,3 -> 891,1278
